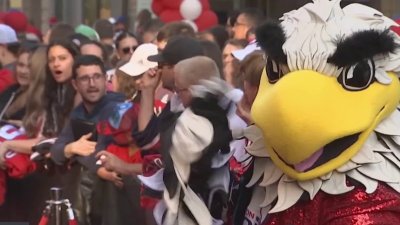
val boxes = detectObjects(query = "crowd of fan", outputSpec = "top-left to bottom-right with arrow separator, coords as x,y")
0,8 -> 266,225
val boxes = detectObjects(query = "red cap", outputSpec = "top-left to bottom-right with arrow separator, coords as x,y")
26,24 -> 42,39
3,10 -> 28,33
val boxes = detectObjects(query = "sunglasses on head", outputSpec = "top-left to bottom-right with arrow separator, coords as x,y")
122,46 -> 138,54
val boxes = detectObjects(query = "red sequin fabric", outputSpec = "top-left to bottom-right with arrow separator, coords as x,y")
264,183 -> 400,225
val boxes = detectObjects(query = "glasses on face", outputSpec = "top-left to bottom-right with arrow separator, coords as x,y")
76,73 -> 105,85
121,46 -> 138,55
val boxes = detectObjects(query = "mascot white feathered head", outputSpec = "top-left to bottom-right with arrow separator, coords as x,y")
245,0 -> 400,213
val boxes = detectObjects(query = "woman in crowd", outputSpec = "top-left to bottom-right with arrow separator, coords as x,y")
114,31 -> 139,62
0,45 -> 48,223
0,40 -> 81,223
42,40 -> 81,137
0,44 -> 38,124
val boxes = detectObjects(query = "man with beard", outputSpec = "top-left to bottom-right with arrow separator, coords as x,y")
50,55 -> 124,224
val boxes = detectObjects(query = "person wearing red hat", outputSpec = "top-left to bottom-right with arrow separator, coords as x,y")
25,24 -> 42,42
3,10 -> 28,34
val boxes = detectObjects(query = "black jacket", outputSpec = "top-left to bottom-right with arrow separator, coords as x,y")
0,84 -> 25,121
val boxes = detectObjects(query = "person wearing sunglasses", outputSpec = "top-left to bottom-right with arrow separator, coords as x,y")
114,31 -> 139,62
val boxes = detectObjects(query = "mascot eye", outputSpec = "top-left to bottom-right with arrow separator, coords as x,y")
266,58 -> 283,84
338,59 -> 375,91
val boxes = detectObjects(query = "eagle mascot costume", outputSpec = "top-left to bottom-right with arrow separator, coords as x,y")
240,0 -> 400,224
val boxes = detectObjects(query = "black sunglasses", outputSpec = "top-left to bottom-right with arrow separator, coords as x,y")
122,46 -> 138,54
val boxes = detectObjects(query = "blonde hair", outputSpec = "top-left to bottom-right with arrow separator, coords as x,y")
23,46 -> 47,138
174,56 -> 220,88
114,60 -> 139,101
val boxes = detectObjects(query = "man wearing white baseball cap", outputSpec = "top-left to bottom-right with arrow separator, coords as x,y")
0,24 -> 20,92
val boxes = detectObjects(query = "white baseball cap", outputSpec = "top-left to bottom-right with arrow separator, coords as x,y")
0,24 -> 18,44
119,43 -> 158,77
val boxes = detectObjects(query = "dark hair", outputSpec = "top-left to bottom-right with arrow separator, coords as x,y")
239,8 -> 264,28
156,22 -> 195,42
227,11 -> 240,27
137,9 -> 152,23
143,18 -> 164,34
80,40 -> 107,62
136,9 -> 152,28
208,26 -> 229,50
72,55 -> 106,79
42,39 -> 80,137
69,33 -> 90,47
200,40 -> 223,79
93,19 -> 114,39
17,42 -> 39,56
48,23 -> 75,43
6,42 -> 21,57
114,31 -> 138,50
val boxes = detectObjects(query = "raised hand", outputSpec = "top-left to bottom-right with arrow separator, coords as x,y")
139,68 -> 160,92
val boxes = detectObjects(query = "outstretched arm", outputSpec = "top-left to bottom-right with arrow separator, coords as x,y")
96,150 -> 142,175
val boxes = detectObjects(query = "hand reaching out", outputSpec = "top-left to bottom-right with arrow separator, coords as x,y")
65,133 -> 96,158
96,151 -> 127,175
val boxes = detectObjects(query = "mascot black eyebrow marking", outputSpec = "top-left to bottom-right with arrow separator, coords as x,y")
255,21 -> 287,64
328,30 -> 398,68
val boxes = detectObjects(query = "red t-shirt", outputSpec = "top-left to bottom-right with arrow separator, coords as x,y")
0,124 -> 36,205
106,144 -> 142,164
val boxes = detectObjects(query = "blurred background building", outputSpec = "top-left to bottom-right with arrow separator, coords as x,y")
0,0 -> 399,33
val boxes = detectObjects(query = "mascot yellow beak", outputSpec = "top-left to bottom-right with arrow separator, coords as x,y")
252,69 -> 400,181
